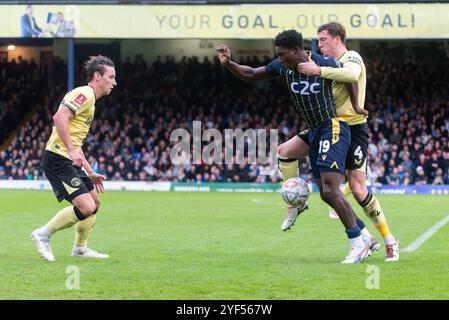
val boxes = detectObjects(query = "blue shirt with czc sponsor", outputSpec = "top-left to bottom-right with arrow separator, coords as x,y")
265,52 -> 341,128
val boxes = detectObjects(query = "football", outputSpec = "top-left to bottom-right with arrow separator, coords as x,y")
281,177 -> 310,207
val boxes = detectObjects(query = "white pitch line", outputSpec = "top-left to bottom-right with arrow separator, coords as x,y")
251,198 -> 281,206
403,214 -> 449,253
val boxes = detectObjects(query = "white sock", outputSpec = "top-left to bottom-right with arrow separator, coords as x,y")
74,245 -> 87,252
38,226 -> 51,238
349,235 -> 365,248
384,235 -> 396,245
360,228 -> 372,243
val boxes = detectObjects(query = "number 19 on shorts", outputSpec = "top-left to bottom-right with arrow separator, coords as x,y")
319,140 -> 330,154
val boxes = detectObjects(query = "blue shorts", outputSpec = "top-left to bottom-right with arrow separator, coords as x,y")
308,118 -> 351,179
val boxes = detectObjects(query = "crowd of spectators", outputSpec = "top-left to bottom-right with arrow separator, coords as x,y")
0,56 -> 42,143
1,50 -> 449,186
363,53 -> 449,186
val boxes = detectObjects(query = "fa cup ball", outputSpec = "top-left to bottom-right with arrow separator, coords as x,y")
281,177 -> 310,207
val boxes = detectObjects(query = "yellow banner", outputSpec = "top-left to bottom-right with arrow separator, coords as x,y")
1,4 -> 447,39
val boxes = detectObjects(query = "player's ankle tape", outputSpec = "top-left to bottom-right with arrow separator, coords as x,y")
278,156 -> 297,163
359,192 -> 373,207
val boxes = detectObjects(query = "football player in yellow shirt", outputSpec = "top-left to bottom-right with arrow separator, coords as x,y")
31,55 -> 116,261
295,22 -> 399,262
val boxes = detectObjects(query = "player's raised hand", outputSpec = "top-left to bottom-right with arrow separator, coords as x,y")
297,57 -> 320,76
68,149 -> 83,168
217,43 -> 231,65
90,172 -> 107,193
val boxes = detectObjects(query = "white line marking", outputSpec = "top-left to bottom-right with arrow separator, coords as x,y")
403,214 -> 449,252
251,198 -> 281,206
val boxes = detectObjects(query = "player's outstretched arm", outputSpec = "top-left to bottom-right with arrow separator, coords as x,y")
320,61 -> 361,82
53,105 -> 83,167
217,43 -> 271,83
298,57 -> 360,83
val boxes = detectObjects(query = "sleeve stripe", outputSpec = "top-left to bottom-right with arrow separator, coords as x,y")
61,101 -> 78,112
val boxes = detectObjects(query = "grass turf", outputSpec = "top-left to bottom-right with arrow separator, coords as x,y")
0,190 -> 448,299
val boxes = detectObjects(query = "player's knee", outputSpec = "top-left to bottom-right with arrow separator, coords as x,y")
277,143 -> 289,158
92,205 -> 100,215
94,199 -> 101,212
321,184 -> 338,203
79,203 -> 97,216
84,207 -> 96,216
319,191 -> 329,204
319,185 -> 331,203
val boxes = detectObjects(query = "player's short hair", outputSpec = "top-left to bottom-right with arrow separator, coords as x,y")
318,22 -> 346,44
274,30 -> 303,49
84,55 -> 115,82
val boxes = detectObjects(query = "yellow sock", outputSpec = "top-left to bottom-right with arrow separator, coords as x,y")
278,156 -> 298,182
343,182 -> 352,196
375,222 -> 391,239
74,215 -> 96,246
45,206 -> 80,234
360,194 -> 392,239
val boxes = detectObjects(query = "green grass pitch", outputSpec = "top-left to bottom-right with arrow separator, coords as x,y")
0,190 -> 448,299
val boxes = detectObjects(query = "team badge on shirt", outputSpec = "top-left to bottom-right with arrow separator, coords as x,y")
74,93 -> 87,105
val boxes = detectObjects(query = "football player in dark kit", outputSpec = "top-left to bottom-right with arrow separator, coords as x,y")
217,30 -> 371,263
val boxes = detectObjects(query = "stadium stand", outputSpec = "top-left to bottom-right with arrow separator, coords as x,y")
1,51 -> 449,185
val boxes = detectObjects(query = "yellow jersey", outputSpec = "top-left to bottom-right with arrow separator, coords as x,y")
321,50 -> 367,125
46,85 -> 96,159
